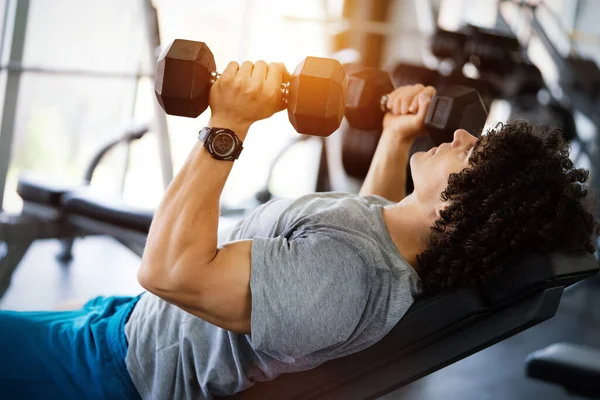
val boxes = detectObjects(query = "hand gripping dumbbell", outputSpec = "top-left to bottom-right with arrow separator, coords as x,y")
344,67 -> 488,144
154,39 -> 347,137
342,68 -> 488,179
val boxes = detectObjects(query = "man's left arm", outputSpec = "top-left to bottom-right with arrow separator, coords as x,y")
138,60 -> 286,334
358,131 -> 415,202
358,84 -> 435,202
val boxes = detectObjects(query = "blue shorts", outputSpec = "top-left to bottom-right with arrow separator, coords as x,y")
0,295 -> 142,400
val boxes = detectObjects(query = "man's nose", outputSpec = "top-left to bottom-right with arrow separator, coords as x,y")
452,129 -> 476,148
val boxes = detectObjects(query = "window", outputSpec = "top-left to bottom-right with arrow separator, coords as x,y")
2,0 -> 146,212
2,0 -> 337,212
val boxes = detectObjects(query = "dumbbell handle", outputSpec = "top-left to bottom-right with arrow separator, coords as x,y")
379,94 -> 390,113
210,71 -> 291,104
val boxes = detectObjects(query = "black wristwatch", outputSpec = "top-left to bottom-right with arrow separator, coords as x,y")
198,126 -> 244,161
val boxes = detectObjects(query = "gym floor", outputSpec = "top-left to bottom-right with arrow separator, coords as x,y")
1,236 -> 599,400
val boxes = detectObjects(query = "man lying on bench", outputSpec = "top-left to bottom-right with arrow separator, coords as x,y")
1,60 -> 598,400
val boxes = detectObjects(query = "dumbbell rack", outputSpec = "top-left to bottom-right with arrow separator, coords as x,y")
497,0 -> 600,222
0,0 -> 173,212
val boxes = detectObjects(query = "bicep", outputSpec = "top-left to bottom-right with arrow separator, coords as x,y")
152,240 -> 253,334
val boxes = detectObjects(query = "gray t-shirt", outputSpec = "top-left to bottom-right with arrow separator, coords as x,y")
125,192 -> 421,399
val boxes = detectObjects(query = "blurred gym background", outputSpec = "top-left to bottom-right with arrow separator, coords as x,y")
0,0 -> 599,399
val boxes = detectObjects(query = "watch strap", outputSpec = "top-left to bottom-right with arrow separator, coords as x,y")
198,126 -> 211,143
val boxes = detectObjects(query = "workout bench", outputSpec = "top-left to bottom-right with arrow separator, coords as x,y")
219,253 -> 598,399
0,123 -> 153,296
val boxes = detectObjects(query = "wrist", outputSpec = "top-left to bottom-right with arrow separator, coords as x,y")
381,128 -> 418,147
208,116 -> 251,139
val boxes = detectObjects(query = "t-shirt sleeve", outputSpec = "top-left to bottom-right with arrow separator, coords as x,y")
250,233 -> 370,359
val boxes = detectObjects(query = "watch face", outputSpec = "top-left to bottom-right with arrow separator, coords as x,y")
212,131 -> 236,157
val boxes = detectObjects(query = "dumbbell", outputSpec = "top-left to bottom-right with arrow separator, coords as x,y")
430,27 -> 520,75
345,68 -> 487,144
154,39 -> 347,137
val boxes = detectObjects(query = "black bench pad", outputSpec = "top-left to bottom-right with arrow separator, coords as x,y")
17,173 -> 81,207
62,190 -> 154,233
223,253 -> 598,399
527,342 -> 600,398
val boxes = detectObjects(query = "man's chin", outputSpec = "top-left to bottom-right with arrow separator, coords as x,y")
410,151 -> 427,170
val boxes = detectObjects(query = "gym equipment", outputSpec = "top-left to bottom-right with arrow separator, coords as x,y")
391,62 -> 439,88
430,29 -> 468,63
389,64 -> 493,129
154,39 -> 347,137
0,124 -> 150,297
345,68 -> 394,131
462,25 -> 520,74
565,57 -> 600,99
4,167 -> 597,399
509,95 -> 577,142
343,63 -> 439,130
0,122 -> 256,299
498,0 -> 600,222
431,26 -> 520,74
344,68 -> 487,141
341,73 -> 488,179
424,86 -> 488,144
526,342 -> 600,398
220,253 -> 597,399
475,60 -> 546,100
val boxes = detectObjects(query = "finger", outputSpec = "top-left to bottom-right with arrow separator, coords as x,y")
410,86 -> 435,113
385,84 -> 419,112
416,91 -> 432,119
281,63 -> 292,83
421,85 -> 436,98
412,86 -> 435,112
220,61 -> 239,80
252,60 -> 268,80
238,61 -> 254,77
392,94 -> 404,115
386,85 -> 408,110
265,62 -> 287,104
385,92 -> 395,112
386,90 -> 407,112
409,95 -> 419,113
400,84 -> 424,114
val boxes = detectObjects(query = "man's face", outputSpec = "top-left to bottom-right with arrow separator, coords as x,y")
410,129 -> 479,207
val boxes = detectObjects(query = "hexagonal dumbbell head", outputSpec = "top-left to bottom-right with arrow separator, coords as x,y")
345,68 -> 394,131
155,39 -> 216,118
425,85 -> 487,145
287,57 -> 347,137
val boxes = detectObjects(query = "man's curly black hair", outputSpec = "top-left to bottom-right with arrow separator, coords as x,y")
416,120 -> 600,295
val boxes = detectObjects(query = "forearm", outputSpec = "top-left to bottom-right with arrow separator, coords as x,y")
358,130 -> 415,202
139,118 -> 248,285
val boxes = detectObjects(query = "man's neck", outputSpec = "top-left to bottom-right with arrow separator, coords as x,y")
382,194 -> 435,271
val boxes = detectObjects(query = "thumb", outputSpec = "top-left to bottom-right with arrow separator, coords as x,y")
281,62 -> 292,83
